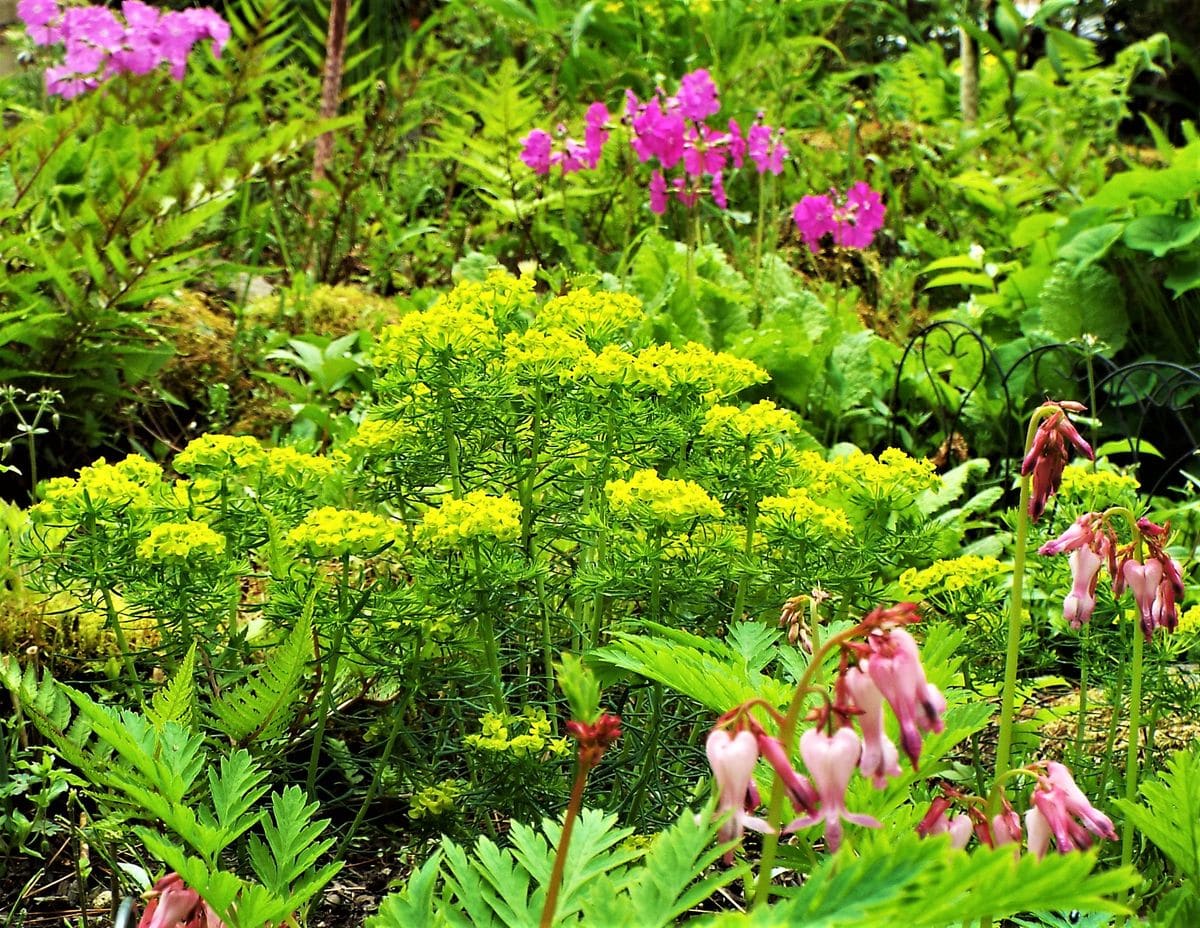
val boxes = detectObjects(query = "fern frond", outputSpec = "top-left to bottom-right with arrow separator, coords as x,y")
148,642 -> 199,731
210,611 -> 312,746
1115,746 -> 1200,885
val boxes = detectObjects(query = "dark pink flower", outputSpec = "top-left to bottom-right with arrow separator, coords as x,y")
864,628 -> 946,769
727,119 -> 745,168
677,68 -> 719,122
1038,513 -> 1102,556
520,129 -> 553,174
138,873 -> 225,928
583,102 -> 610,166
789,727 -> 881,852
17,0 -> 62,44
711,170 -> 727,209
793,194 -> 836,253
1021,403 -> 1093,521
649,170 -> 668,215
1122,558 -> 1163,639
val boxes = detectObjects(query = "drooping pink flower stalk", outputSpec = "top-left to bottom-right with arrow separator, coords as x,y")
705,728 -> 772,861
1021,401 -> 1093,521
792,183 -> 885,253
1027,761 -> 1116,857
747,120 -> 787,175
789,727 -> 881,852
863,627 -> 946,768
843,663 -> 902,788
138,873 -> 226,928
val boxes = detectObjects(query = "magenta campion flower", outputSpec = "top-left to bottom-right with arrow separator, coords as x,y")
793,194 -> 837,253
711,170 -> 727,209
727,119 -> 746,168
843,664 -> 902,788
17,0 -> 61,44
649,170 -> 668,215
705,729 -> 772,862
584,102 -> 610,162
790,727 -> 881,852
520,129 -> 554,174
747,122 -> 787,175
677,68 -> 720,121
864,627 -> 946,769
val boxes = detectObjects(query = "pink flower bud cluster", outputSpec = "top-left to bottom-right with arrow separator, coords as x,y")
17,0 -> 230,99
918,761 -> 1115,858
1040,512 -> 1185,639
704,602 -> 947,856
1021,400 -> 1093,521
791,182 -> 886,253
519,102 -> 611,176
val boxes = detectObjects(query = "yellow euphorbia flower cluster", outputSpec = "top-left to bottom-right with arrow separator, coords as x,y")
534,288 -> 643,344
174,434 -> 268,475
415,491 -> 522,549
32,454 -> 162,523
137,520 -> 227,562
287,506 -> 397,557
464,709 -> 569,759
899,555 -> 1008,598
607,470 -> 724,525
758,488 -> 853,540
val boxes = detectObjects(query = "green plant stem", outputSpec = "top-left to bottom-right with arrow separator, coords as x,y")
439,388 -> 462,499
100,586 -> 141,704
335,692 -> 411,861
540,753 -> 592,928
625,682 -> 663,822
1074,624 -> 1089,768
995,407 -> 1056,777
472,541 -> 507,714
752,624 -> 860,908
306,620 -> 344,800
1121,616 -> 1144,869
730,497 -> 758,624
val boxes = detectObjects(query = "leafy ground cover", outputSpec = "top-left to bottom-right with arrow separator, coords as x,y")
1,1 -> 1200,926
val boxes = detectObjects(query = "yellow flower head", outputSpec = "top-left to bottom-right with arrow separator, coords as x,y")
534,289 -> 644,345
31,455 -> 162,524
502,328 -> 592,382
899,555 -> 1008,599
263,447 -> 339,487
435,270 -> 538,326
408,779 -> 465,820
836,448 -> 939,497
758,488 -> 853,540
607,470 -> 724,525
464,709 -> 569,759
344,416 -> 420,455
1177,605 -> 1200,636
174,435 -> 268,476
1058,465 -> 1139,507
416,491 -> 522,549
137,520 -> 227,562
700,400 -> 801,453
373,305 -> 500,370
286,507 -> 397,557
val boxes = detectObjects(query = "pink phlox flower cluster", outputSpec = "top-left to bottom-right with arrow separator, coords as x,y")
1026,761 -> 1117,858
1021,400 -> 1093,521
18,0 -> 230,98
1040,512 -> 1185,639
792,181 -> 886,253
519,102 -> 611,176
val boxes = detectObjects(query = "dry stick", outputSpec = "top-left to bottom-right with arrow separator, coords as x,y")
312,0 -> 349,187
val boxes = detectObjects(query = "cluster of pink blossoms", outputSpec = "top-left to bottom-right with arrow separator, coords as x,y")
792,182 -> 887,253
705,603 -> 946,855
17,0 -> 229,98
625,69 -> 787,214
918,761 -> 1116,857
519,69 -> 788,215
519,102 -> 611,176
1041,512 -> 1185,640
1021,400 -> 1095,520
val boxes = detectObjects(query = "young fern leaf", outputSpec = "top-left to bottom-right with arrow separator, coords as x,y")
578,809 -> 746,928
210,611 -> 312,746
246,785 -> 342,907
148,642 -> 199,731
1115,746 -> 1200,885
200,750 -> 271,849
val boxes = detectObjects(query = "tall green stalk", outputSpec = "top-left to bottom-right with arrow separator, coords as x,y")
1121,614 -> 1144,869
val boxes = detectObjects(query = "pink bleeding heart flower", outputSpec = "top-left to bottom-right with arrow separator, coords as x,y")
789,726 -> 881,852
1063,545 -> 1105,628
138,873 -> 226,928
864,627 -> 946,769
1028,761 -> 1116,855
843,662 -> 902,788
1021,402 -> 1093,521
751,727 -> 818,817
705,728 -> 772,862
1122,558 -> 1164,641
